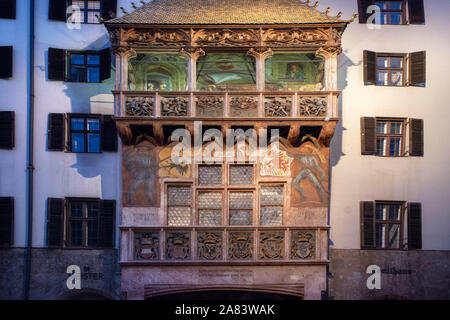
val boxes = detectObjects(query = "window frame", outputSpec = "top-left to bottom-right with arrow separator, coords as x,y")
375,53 -> 407,87
68,0 -> 101,24
374,201 -> 405,250
68,113 -> 102,153
165,183 -> 193,226
67,51 -> 101,83
65,198 -> 101,248
259,183 -> 285,226
374,0 -> 407,25
375,117 -> 407,157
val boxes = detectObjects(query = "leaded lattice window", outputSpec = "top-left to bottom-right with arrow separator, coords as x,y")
229,191 -> 253,226
167,185 -> 192,226
260,185 -> 284,226
198,191 -> 222,226
229,164 -> 253,185
198,165 -> 222,185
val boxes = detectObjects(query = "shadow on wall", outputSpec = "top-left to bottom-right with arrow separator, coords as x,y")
44,33 -> 117,199
327,51 -> 360,228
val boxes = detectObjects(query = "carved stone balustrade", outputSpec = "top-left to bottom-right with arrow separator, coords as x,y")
121,226 -> 328,265
114,91 -> 340,119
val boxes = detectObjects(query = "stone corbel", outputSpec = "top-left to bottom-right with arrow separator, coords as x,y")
288,125 -> 301,147
116,122 -> 133,145
152,123 -> 165,146
318,122 -> 336,147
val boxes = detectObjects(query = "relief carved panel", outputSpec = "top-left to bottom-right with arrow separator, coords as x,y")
228,232 -> 253,260
290,230 -> 315,260
195,96 -> 224,117
298,96 -> 328,117
229,96 -> 258,117
125,96 -> 154,116
197,232 -> 223,260
264,96 -> 292,117
135,232 -> 160,260
166,232 -> 191,260
161,96 -> 189,116
259,231 -> 285,260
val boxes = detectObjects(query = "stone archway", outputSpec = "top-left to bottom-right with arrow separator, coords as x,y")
143,284 -> 304,300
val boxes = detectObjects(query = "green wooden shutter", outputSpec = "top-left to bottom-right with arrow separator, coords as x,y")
361,117 -> 376,155
48,113 -> 66,151
48,0 -> 67,21
360,201 -> 375,248
363,50 -> 377,85
0,197 -> 14,246
0,111 -> 15,149
99,200 -> 115,248
408,51 -> 426,86
407,202 -> 422,250
409,118 -> 424,156
408,0 -> 425,24
46,198 -> 65,247
101,115 -> 117,152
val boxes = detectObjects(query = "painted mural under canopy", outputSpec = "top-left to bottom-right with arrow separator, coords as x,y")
128,53 -> 188,91
265,53 -> 324,91
197,52 -> 256,91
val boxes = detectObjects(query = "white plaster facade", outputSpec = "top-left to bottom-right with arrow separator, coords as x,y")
0,0 -> 448,299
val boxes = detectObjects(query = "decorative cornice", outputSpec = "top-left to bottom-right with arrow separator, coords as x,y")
247,47 -> 274,60
109,26 -> 344,50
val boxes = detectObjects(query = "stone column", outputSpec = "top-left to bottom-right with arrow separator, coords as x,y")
316,46 -> 342,118
247,47 -> 274,92
180,48 -> 206,91
315,46 -> 342,92
113,47 -> 137,116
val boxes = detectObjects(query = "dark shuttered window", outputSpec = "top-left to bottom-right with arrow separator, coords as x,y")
0,111 -> 15,149
49,113 -> 117,153
48,48 -> 66,81
358,0 -> 374,24
48,113 -> 66,151
361,117 -> 376,155
0,46 -> 13,79
49,0 -> 117,22
0,0 -> 16,20
101,0 -> 117,20
363,50 -> 377,85
48,48 -> 111,82
407,202 -> 422,249
408,51 -> 426,86
363,50 -> 425,86
101,115 -> 117,152
409,118 -> 424,156
358,0 -> 425,25
360,201 -> 375,249
46,198 -> 65,247
99,48 -> 111,82
408,0 -> 425,24
47,198 -> 115,248
99,200 -> 115,247
0,197 -> 14,246
49,0 -> 67,21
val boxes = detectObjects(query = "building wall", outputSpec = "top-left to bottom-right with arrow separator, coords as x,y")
0,0 -> 120,299
318,0 -> 450,299
0,0 -> 448,300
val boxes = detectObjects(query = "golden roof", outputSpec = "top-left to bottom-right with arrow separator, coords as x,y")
107,0 -> 347,25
